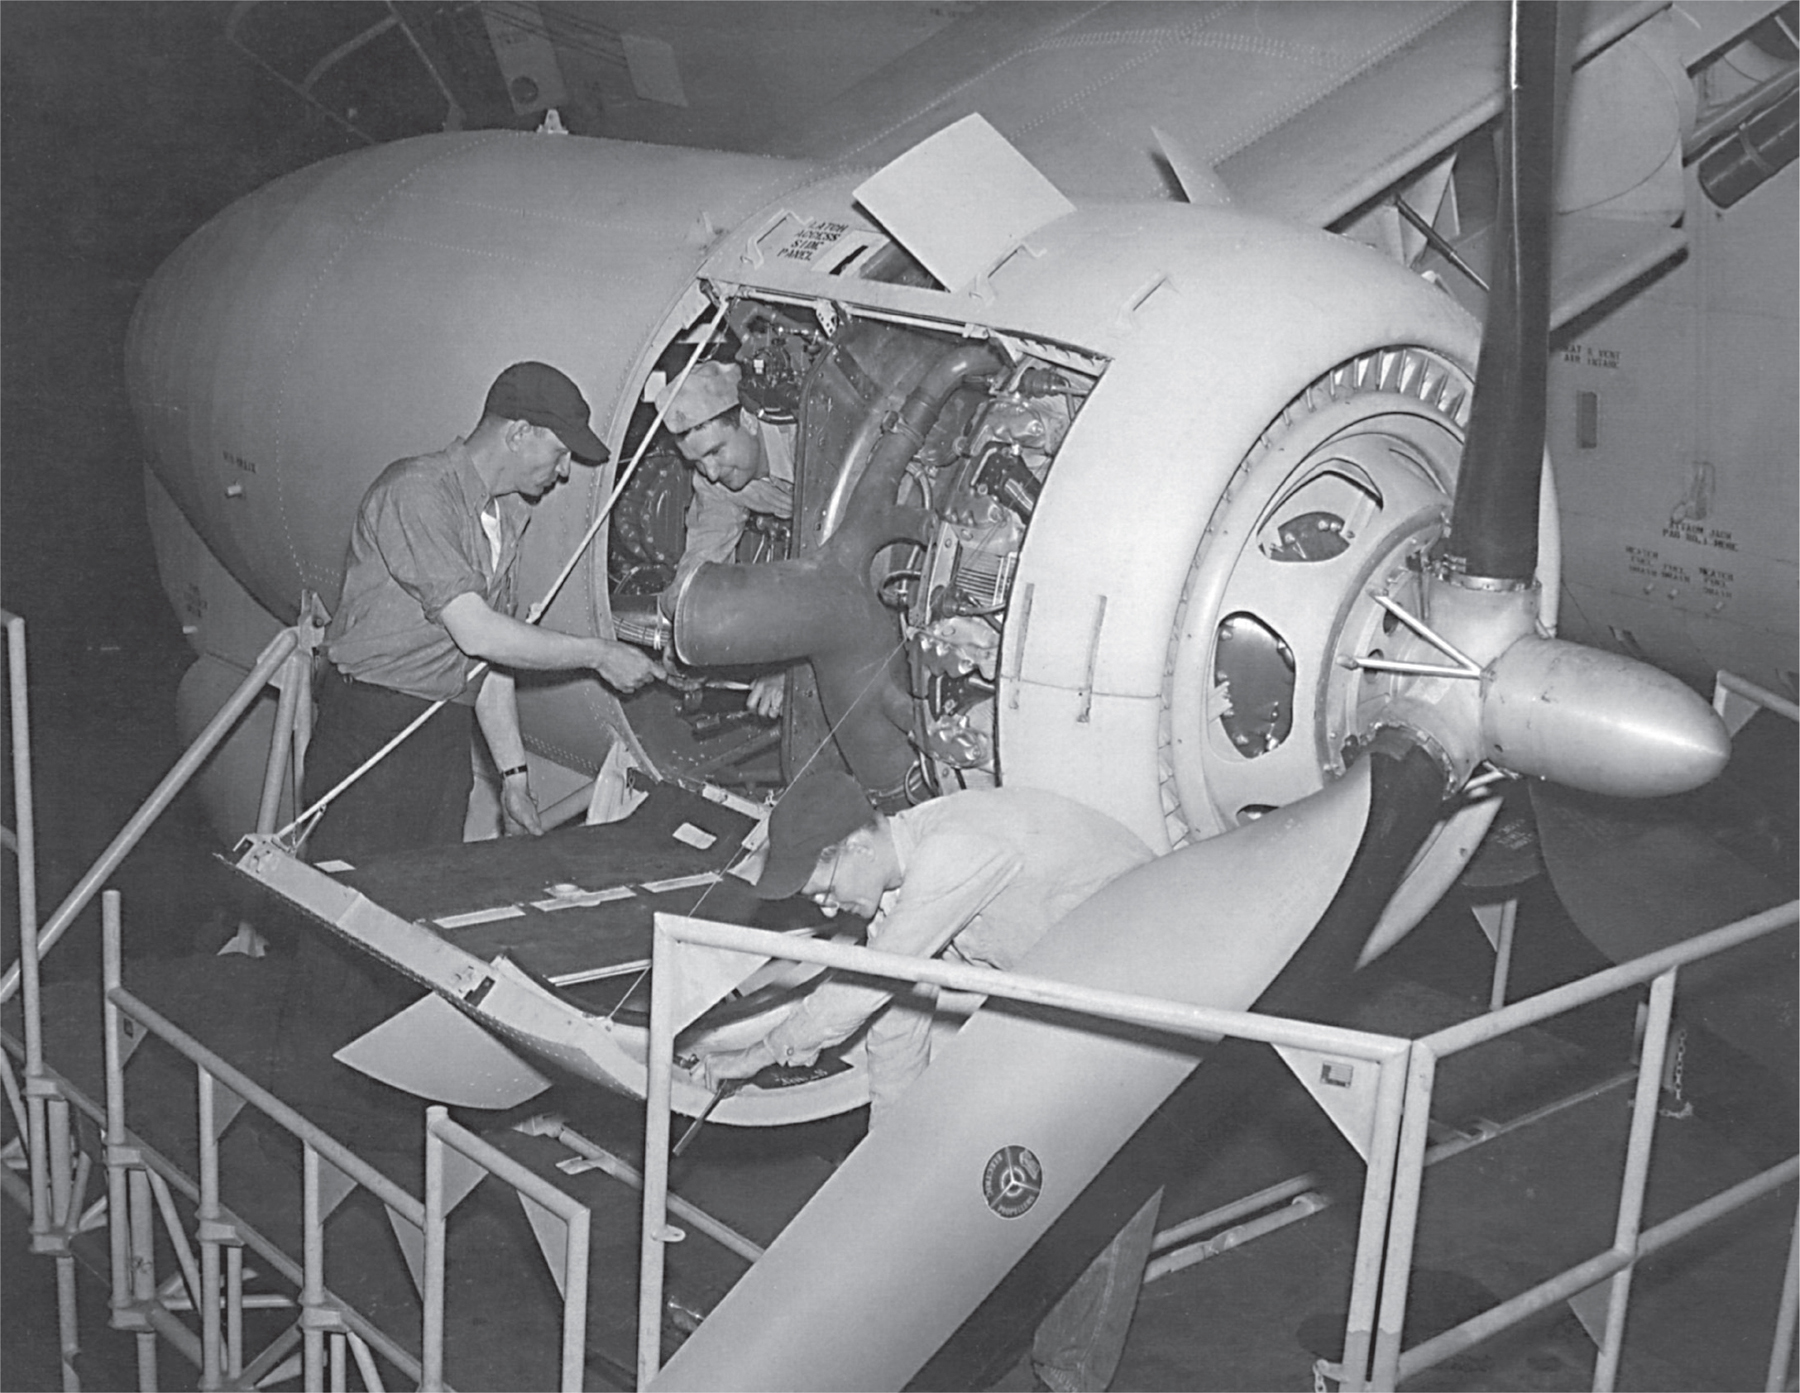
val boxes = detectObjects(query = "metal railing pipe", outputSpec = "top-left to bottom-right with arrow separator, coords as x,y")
256,650 -> 308,835
7,612 -> 54,1252
1769,1201 -> 1799,1393
146,1168 -> 207,1330
427,1110 -> 594,1391
46,1095 -> 73,1237
227,1246 -> 245,1378
421,1122 -> 446,1392
141,1297 -> 205,1372
1152,1174 -> 1320,1254
47,1091 -> 80,1393
1594,969 -> 1677,1391
1715,669 -> 1800,724
1637,1159 -> 1799,1259
542,1123 -> 763,1263
1425,902 -> 1798,1057
130,1166 -> 161,1388
1488,896 -> 1517,1011
0,1049 -> 27,1153
1392,1144 -> 1797,1383
348,1331 -> 385,1393
198,1069 -> 224,1391
1147,1191 -> 1328,1282
1339,1048 -> 1412,1390
101,893 -> 135,1337
1399,1246 -> 1634,1381
1368,1043 -> 1437,1390
56,1244 -> 79,1393
661,916 -> 1408,1060
4,612 -> 41,984
564,1209 -> 593,1393
24,925 -> 427,1385
638,918 -> 680,1389
1,626 -> 300,1004
105,985 -> 424,1226
302,1145 -> 326,1392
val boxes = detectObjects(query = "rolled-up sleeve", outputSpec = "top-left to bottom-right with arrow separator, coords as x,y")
365,474 -> 485,623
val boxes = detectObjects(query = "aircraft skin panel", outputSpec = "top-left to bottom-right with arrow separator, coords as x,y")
128,133 -> 835,790
997,685 -> 1171,852
1215,0 -> 1500,225
986,204 -> 1480,845
1221,1 -> 1674,227
1546,160 -> 1799,694
770,2 -> 1480,208
766,3 -> 1669,227
128,132 -> 824,629
144,466 -> 285,667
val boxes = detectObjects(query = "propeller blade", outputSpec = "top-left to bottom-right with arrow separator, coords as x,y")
653,761 -> 1377,1391
1530,781 -> 1797,1090
915,737 -> 1455,1390
1442,0 -> 1561,584
657,734 -> 1502,1390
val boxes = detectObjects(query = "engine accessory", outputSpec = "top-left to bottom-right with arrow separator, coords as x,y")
673,338 -> 1004,798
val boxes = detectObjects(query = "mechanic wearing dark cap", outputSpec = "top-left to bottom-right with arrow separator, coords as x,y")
701,768 -> 1161,1392
306,361 -> 664,862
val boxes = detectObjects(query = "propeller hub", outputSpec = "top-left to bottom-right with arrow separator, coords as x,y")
1376,578 -> 1541,790
1480,638 -> 1732,797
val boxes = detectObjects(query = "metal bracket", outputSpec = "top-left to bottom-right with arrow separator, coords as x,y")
300,1297 -> 351,1333
197,1217 -> 245,1247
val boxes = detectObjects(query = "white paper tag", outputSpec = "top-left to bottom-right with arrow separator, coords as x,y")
435,905 -> 526,929
672,823 -> 718,850
639,872 -> 721,894
530,886 -> 638,911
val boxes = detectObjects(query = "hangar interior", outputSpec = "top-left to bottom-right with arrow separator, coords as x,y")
2,3 -> 1796,1390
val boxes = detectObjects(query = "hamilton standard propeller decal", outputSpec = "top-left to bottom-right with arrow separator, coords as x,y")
982,1146 -> 1043,1218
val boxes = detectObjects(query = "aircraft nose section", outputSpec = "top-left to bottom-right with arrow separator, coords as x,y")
1480,637 -> 1732,798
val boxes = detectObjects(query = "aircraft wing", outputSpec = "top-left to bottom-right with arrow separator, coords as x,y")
767,1 -> 1661,223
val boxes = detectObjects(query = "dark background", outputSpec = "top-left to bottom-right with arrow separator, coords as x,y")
2,4 -> 368,973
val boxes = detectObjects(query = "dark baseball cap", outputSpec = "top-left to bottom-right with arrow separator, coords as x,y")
751,769 -> 879,900
485,362 -> 610,463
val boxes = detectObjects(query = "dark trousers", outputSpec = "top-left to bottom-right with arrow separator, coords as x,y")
301,668 -> 475,865
268,669 -> 475,1138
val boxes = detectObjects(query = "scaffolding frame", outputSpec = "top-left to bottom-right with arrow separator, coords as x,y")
6,597 -> 1798,1390
635,900 -> 1798,1392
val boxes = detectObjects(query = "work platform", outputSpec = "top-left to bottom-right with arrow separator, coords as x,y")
6,887 -> 1796,1390
4,612 -> 1797,1391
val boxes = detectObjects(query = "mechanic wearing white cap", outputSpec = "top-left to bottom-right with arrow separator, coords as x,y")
657,359 -> 795,717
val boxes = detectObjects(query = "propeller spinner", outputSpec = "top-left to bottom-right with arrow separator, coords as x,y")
1171,0 -> 1728,1006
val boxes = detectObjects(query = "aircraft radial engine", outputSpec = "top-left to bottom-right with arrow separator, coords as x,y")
127,99 -> 1728,1136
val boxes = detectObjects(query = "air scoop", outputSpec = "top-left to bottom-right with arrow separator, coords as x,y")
1481,637 -> 1730,797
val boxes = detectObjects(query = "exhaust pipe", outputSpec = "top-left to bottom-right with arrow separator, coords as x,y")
672,342 -> 1002,797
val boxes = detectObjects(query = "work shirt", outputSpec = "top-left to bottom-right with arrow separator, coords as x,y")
324,440 -> 527,702
674,419 -> 794,588
764,788 -> 1155,1118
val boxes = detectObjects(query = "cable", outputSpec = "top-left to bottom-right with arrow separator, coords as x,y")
602,632 -> 912,1021
275,297 -> 735,850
